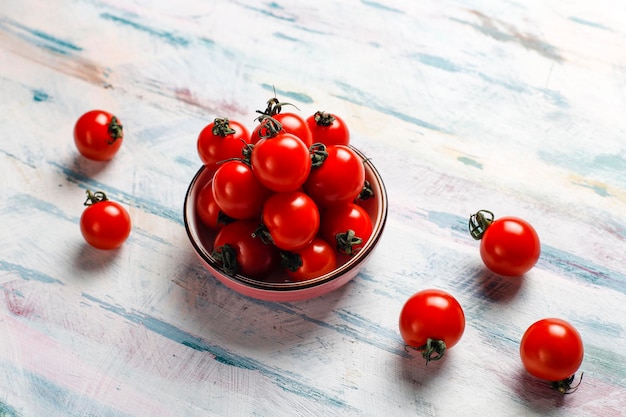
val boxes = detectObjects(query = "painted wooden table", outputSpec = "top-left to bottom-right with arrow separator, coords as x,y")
1,1 -> 625,416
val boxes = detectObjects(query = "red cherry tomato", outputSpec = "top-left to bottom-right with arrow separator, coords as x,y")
306,111 -> 350,146
74,110 -> 123,161
212,160 -> 272,220
252,112 -> 312,148
399,289 -> 465,363
320,203 -> 372,255
197,118 -> 250,171
282,237 -> 337,281
261,191 -> 320,251
251,133 -> 312,193
520,318 -> 584,393
80,190 -> 131,249
304,145 -> 365,208
212,219 -> 280,279
469,210 -> 541,276
195,179 -> 231,230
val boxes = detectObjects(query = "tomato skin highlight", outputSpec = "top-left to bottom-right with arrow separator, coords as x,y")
262,191 -> 320,251
399,289 -> 465,352
520,318 -> 584,383
80,198 -> 131,250
304,145 -> 365,208
480,216 -> 540,276
212,160 -> 272,220
197,118 -> 250,171
284,237 -> 337,281
213,219 -> 280,279
251,133 -> 312,193
74,110 -> 123,161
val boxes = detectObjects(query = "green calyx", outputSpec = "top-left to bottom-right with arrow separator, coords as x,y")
211,118 -> 237,137
255,114 -> 283,139
313,111 -> 336,127
107,116 -> 123,144
407,338 -> 447,364
335,229 -> 363,256
280,251 -> 303,272
309,142 -> 329,168
212,244 -> 239,276
551,373 -> 584,394
468,209 -> 494,240
83,189 -> 108,206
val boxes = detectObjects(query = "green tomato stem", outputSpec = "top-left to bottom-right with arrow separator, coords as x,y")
468,209 -> 494,240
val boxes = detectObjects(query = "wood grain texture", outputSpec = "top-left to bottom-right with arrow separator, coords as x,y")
1,0 -> 625,416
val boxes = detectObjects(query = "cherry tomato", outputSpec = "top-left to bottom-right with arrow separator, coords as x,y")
212,219 -> 280,278
520,318 -> 584,393
197,118 -> 250,171
252,112 -> 312,148
74,110 -> 124,161
320,203 -> 372,255
80,190 -> 131,249
195,179 -> 232,230
251,133 -> 312,193
306,111 -> 350,146
399,289 -> 465,363
282,237 -> 337,281
212,160 -> 272,220
261,191 -> 320,251
304,144 -> 365,208
469,210 -> 541,276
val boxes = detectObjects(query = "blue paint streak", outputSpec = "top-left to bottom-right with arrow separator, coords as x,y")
48,162 -> 182,225
333,82 -> 449,133
100,13 -> 190,46
361,0 -> 403,13
413,53 -> 461,72
242,298 -> 409,357
477,72 -> 528,93
569,16 -> 611,31
261,83 -> 313,104
273,31 -> 299,42
0,260 -> 64,285
0,401 -> 21,417
32,89 -> 50,102
82,293 -> 351,409
3,193 -> 75,223
0,19 -> 82,55
457,156 -> 483,169
241,5 -> 296,22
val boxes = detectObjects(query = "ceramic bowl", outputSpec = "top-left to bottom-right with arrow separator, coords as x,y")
183,146 -> 388,302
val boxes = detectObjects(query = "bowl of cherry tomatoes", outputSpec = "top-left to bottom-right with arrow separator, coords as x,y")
183,105 -> 388,302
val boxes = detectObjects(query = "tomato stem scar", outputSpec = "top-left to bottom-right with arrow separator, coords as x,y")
469,209 -> 494,240
212,244 -> 239,276
313,111 -> 336,127
335,229 -> 362,256
406,338 -> 447,364
83,189 -> 108,206
211,118 -> 237,137
552,372 -> 584,394
107,116 -> 123,144
309,142 -> 328,167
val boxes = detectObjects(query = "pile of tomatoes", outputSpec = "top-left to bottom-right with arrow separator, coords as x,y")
194,98 -> 374,282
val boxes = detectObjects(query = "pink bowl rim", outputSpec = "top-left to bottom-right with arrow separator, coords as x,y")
183,145 -> 388,294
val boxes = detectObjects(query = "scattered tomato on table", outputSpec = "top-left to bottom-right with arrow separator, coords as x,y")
80,190 -> 131,250
469,210 -> 541,276
74,110 -> 124,161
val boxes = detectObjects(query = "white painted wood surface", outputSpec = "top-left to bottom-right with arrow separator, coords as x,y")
1,0 -> 625,416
